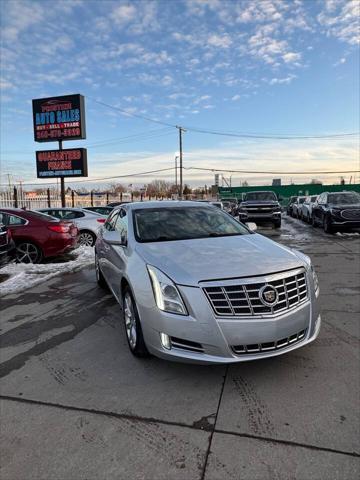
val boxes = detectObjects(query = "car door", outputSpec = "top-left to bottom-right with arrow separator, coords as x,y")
99,209 -> 119,283
106,208 -> 129,299
6,213 -> 28,238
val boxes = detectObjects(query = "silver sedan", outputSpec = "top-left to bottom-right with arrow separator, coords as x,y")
95,201 -> 320,364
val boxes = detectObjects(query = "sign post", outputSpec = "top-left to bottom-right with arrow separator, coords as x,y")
32,94 -> 87,207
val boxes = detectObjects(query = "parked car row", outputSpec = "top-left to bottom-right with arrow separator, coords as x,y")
287,191 -> 360,233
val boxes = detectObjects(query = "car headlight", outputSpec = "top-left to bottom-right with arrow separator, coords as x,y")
330,208 -> 341,217
311,264 -> 320,297
147,265 -> 188,315
293,250 -> 319,297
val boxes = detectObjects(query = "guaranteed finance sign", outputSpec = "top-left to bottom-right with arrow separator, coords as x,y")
32,94 -> 86,142
36,148 -> 88,178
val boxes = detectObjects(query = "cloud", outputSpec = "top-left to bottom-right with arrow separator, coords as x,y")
161,75 -> 173,86
282,52 -> 301,63
333,57 -> 347,66
111,4 -> 137,25
0,79 -> 16,90
317,0 -> 360,45
267,74 -> 297,85
247,27 -> 302,65
207,34 -> 232,48
231,94 -> 241,101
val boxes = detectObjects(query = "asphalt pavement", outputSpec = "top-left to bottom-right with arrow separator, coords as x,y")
0,216 -> 359,480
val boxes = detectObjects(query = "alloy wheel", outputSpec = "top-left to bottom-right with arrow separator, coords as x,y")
79,232 -> 95,247
16,243 -> 40,263
124,292 -> 137,350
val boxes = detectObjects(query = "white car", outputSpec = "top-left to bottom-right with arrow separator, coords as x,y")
301,195 -> 318,223
292,196 -> 306,219
38,207 -> 106,246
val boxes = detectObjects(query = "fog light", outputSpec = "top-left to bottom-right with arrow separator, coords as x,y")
160,332 -> 171,350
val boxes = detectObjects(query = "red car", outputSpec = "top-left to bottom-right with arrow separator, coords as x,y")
0,208 -> 78,263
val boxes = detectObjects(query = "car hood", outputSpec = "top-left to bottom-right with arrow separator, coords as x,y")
135,234 -> 304,286
330,203 -> 360,210
241,201 -> 279,206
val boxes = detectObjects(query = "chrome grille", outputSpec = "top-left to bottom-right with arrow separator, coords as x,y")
203,270 -> 307,317
232,329 -> 307,355
341,209 -> 360,220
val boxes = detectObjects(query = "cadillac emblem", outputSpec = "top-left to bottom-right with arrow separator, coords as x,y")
259,285 -> 278,306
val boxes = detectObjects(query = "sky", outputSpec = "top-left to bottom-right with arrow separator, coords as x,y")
0,0 -> 359,189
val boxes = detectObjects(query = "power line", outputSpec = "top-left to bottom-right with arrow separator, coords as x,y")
185,127 -> 359,140
0,128 -> 174,154
0,167 -> 175,187
87,96 -> 359,140
86,96 -> 175,128
185,167 -> 360,174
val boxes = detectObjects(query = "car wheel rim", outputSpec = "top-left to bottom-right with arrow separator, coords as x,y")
124,293 -> 137,349
16,243 -> 38,263
79,232 -> 94,246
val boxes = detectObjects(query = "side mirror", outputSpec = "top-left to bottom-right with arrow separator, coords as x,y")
103,230 -> 127,246
246,222 -> 257,232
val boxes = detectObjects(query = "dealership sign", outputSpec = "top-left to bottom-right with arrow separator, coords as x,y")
32,94 -> 86,143
36,148 -> 88,178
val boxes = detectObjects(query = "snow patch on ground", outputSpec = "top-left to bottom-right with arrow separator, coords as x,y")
335,232 -> 360,237
0,247 -> 94,297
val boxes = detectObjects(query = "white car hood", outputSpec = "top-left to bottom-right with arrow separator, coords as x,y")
135,233 -> 304,286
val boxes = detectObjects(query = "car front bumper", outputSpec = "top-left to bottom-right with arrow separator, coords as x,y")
239,212 -> 281,223
331,220 -> 360,229
137,272 -> 320,364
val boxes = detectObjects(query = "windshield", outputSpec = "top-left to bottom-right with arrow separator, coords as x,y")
328,193 -> 360,205
133,206 -> 250,242
298,197 -> 306,204
244,192 -> 277,201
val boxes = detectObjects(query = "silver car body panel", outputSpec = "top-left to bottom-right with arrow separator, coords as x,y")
38,208 -> 105,236
96,201 -> 320,364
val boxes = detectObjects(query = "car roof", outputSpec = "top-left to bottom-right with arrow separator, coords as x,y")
120,200 -> 215,211
40,207 -> 86,211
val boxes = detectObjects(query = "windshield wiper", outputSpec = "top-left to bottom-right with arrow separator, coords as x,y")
207,232 -> 241,237
150,235 -> 174,242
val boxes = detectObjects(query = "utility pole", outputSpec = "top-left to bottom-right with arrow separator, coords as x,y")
59,140 -> 65,207
176,126 -> 185,200
175,155 -> 179,191
7,173 -> 12,193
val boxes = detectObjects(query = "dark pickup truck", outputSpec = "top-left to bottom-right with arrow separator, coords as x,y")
238,191 -> 282,228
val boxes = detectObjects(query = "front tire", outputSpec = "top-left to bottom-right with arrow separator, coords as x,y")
95,252 -> 107,289
323,216 -> 333,234
273,220 -> 281,229
122,287 -> 149,358
16,242 -> 42,264
311,215 -> 317,227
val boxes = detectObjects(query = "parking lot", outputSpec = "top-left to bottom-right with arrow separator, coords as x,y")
0,216 -> 359,480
